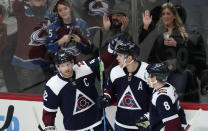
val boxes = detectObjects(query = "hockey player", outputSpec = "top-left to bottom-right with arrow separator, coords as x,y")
42,36 -> 117,130
99,39 -> 152,131
136,63 -> 187,131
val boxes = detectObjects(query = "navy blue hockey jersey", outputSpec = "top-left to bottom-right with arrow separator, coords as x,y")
105,62 -> 152,129
43,58 -> 104,130
149,83 -> 187,131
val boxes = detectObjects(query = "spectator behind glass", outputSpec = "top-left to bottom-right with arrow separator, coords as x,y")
0,4 -> 7,53
0,4 -> 8,92
11,0 -> 51,94
0,1 -> 19,93
181,0 -> 208,65
46,0 -> 93,64
147,2 -> 189,101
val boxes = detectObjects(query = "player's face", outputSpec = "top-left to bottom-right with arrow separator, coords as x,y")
57,61 -> 74,78
116,53 -> 126,67
57,4 -> 72,21
147,76 -> 157,88
161,8 -> 175,27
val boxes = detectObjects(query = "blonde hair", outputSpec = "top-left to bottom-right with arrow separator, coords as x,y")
159,2 -> 188,39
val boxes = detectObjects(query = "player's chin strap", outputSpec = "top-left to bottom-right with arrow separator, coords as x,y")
122,58 -> 134,68
149,80 -> 158,88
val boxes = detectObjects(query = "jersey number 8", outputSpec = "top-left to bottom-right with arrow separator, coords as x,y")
163,101 -> 170,110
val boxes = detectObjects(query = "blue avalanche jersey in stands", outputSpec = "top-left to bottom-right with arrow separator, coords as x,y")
46,18 -> 93,53
149,83 -> 187,131
43,58 -> 103,130
105,61 -> 152,129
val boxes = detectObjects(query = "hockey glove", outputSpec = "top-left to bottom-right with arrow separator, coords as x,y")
136,115 -> 150,129
97,95 -> 111,109
44,126 -> 57,131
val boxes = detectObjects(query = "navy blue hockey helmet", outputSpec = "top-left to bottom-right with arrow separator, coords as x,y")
55,49 -> 74,65
115,40 -> 140,61
146,63 -> 169,82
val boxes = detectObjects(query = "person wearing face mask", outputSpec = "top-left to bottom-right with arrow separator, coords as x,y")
10,0 -> 51,94
98,35 -> 152,131
136,63 -> 187,131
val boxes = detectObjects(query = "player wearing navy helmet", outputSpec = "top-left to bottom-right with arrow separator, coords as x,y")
136,63 -> 187,131
42,35 -> 116,130
99,38 -> 152,131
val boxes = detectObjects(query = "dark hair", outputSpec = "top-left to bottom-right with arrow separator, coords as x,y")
53,0 -> 75,26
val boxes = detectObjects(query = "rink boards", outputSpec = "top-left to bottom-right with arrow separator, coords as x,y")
0,92 -> 208,131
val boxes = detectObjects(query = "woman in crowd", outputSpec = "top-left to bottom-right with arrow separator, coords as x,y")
148,2 -> 208,102
46,0 -> 93,63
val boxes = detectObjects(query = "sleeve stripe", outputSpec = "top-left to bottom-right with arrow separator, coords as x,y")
162,114 -> 179,123
104,93 -> 111,99
43,106 -> 58,112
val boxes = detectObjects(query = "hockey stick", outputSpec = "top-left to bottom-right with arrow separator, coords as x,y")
0,105 -> 14,130
32,106 -> 44,131
184,108 -> 202,131
98,28 -> 107,131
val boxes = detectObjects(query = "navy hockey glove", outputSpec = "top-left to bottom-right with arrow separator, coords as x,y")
136,115 -> 150,129
97,95 -> 111,109
44,126 -> 57,131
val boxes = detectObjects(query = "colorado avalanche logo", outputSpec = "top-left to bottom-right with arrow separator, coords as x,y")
73,89 -> 95,115
118,86 -> 141,110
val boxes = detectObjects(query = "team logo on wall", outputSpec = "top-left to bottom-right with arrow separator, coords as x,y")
118,86 -> 141,110
73,89 -> 95,115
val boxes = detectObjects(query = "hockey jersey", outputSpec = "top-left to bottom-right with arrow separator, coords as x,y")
43,58 -> 104,130
12,1 -> 50,70
46,18 -> 93,54
149,83 -> 187,131
105,61 -> 152,129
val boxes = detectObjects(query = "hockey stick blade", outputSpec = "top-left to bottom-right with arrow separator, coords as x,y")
38,124 -> 44,131
0,105 -> 14,130
32,106 -> 44,131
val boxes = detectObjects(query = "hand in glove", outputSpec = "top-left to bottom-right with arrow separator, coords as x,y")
44,126 -> 57,131
136,115 -> 150,129
97,95 -> 111,109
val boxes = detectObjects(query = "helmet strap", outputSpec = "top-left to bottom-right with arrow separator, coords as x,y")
149,79 -> 158,88
122,58 -> 127,68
